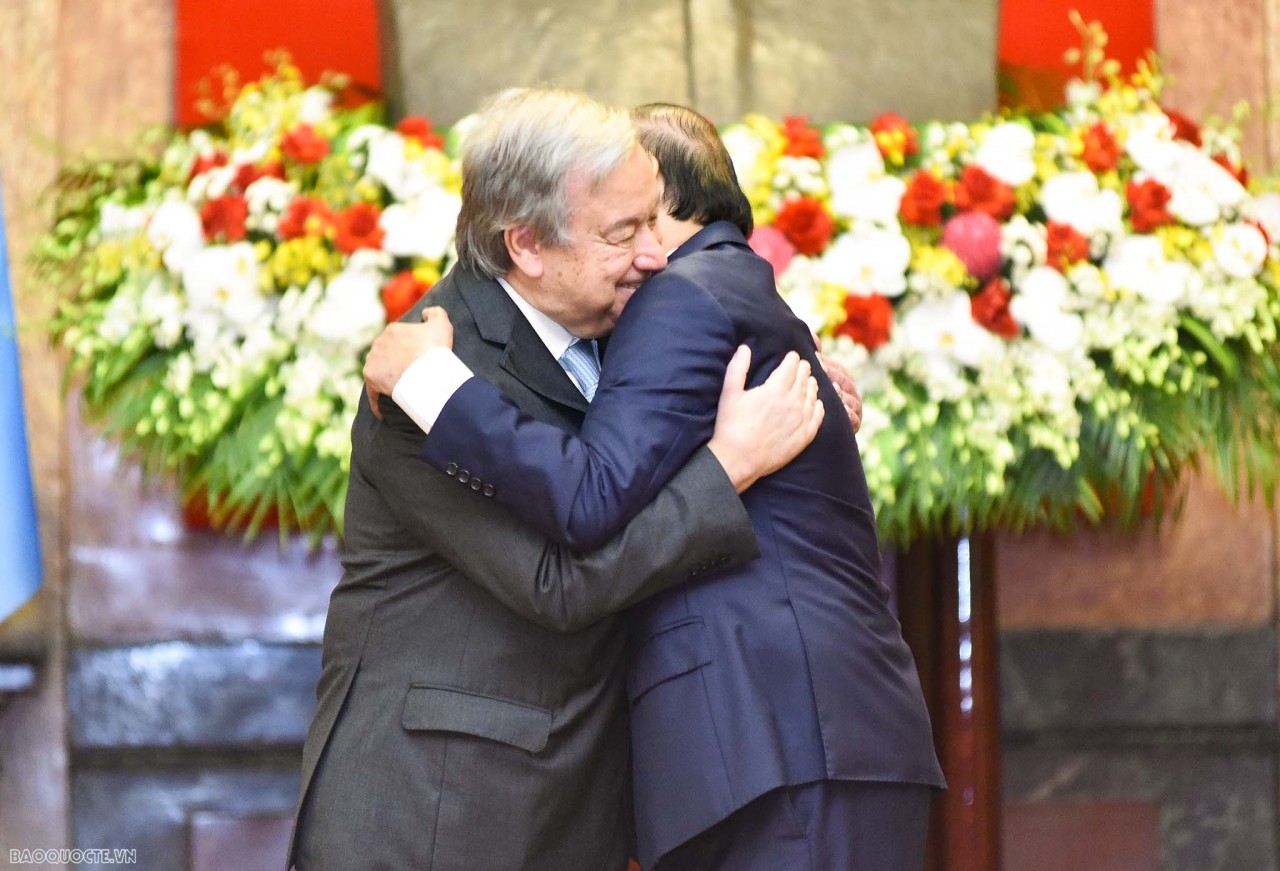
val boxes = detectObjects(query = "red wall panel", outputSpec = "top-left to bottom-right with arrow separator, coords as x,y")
175,0 -> 381,127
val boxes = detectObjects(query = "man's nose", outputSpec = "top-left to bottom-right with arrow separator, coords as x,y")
633,224 -> 668,272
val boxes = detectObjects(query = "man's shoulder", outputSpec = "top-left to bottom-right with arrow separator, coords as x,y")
405,266 -> 478,321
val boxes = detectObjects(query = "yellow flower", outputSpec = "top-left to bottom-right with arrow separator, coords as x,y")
412,262 -> 443,285
815,281 -> 849,334
911,245 -> 969,287
1156,226 -> 1210,265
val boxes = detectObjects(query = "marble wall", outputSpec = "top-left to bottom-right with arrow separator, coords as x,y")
381,0 -> 999,125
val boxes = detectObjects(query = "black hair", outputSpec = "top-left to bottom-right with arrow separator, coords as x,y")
631,103 -> 754,237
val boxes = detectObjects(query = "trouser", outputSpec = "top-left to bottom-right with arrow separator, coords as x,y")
652,779 -> 933,871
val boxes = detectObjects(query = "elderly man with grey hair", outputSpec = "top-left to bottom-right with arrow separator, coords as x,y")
287,88 -> 825,871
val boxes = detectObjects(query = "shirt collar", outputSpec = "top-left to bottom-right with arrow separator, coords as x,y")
497,275 -> 577,360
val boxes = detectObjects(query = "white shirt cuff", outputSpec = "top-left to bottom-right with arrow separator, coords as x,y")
390,346 -> 475,434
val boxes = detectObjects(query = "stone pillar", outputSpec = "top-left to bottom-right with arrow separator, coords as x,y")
380,0 -> 999,124
1155,0 -> 1274,167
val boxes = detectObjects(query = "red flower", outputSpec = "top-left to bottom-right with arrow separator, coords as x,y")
781,116 -> 825,159
334,202 -> 385,253
282,124 -> 331,164
279,197 -> 336,240
900,170 -> 949,227
970,278 -> 1019,339
200,195 -> 249,243
1045,221 -> 1091,271
1164,109 -> 1202,146
870,113 -> 918,164
953,165 -> 1015,221
1081,122 -> 1121,173
1212,153 -> 1249,187
381,271 -> 433,322
232,160 -> 285,193
188,151 -> 228,182
772,196 -> 835,256
1126,179 -> 1175,233
835,293 -> 894,351
941,211 -> 1002,281
396,116 -> 446,150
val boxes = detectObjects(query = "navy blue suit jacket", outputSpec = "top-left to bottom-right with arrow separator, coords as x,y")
422,222 -> 944,867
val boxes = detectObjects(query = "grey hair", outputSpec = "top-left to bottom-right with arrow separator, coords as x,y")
454,87 -> 638,278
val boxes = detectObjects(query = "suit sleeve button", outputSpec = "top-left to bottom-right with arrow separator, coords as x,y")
457,469 -> 471,483
445,463 -> 458,477
470,478 -> 484,491
482,484 -> 495,497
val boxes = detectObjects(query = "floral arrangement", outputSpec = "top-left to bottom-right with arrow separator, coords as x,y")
37,61 -> 461,541
727,32 -> 1280,542
35,30 -> 1280,546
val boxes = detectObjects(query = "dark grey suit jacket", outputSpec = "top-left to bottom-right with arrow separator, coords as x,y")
289,264 -> 761,871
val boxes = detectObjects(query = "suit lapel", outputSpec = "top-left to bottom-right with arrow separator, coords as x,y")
455,269 -> 590,415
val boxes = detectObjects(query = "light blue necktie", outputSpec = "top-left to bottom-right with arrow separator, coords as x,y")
558,338 -> 600,401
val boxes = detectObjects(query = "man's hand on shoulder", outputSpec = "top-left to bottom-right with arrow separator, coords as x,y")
364,306 -> 454,419
708,346 -> 824,493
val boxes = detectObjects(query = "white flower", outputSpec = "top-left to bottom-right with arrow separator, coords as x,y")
772,156 -> 826,197
307,264 -> 387,351
816,229 -> 911,297
775,257 -> 827,335
180,242 -> 266,334
1000,214 -> 1047,286
362,129 -> 435,201
1009,266 -> 1085,353
164,352 -> 195,395
188,165 -> 237,201
141,276 -> 185,348
900,290 -> 1002,372
147,199 -> 205,273
1245,192 -> 1280,244
244,176 -> 297,234
1102,235 -> 1192,306
826,141 -> 907,225
1065,79 -> 1102,114
298,86 -> 335,124
381,187 -> 462,260
1211,222 -> 1268,278
723,124 -> 767,190
1040,172 -> 1123,239
99,202 -> 149,239
974,122 -> 1036,186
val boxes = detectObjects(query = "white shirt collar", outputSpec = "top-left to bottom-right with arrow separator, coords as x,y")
497,275 -> 577,360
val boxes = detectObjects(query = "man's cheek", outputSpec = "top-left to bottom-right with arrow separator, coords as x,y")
612,287 -> 636,315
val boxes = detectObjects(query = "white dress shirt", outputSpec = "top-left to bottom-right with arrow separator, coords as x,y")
391,276 -> 587,433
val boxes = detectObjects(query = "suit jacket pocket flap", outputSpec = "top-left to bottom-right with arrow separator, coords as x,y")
401,685 -> 553,753
626,619 -> 712,703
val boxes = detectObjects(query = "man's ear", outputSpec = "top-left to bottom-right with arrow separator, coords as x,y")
504,224 -> 544,280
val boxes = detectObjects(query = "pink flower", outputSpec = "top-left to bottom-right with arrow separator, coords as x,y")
941,211 -> 1003,282
748,225 -> 798,278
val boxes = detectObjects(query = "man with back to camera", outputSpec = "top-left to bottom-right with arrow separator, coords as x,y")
364,102 -> 945,871
288,88 -> 836,871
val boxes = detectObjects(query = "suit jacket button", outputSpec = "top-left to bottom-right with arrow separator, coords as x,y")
482,484 -> 495,497
457,469 -> 471,483
445,463 -> 458,477
470,478 -> 483,491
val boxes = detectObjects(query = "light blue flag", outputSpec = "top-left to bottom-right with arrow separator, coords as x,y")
0,182 -> 43,623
